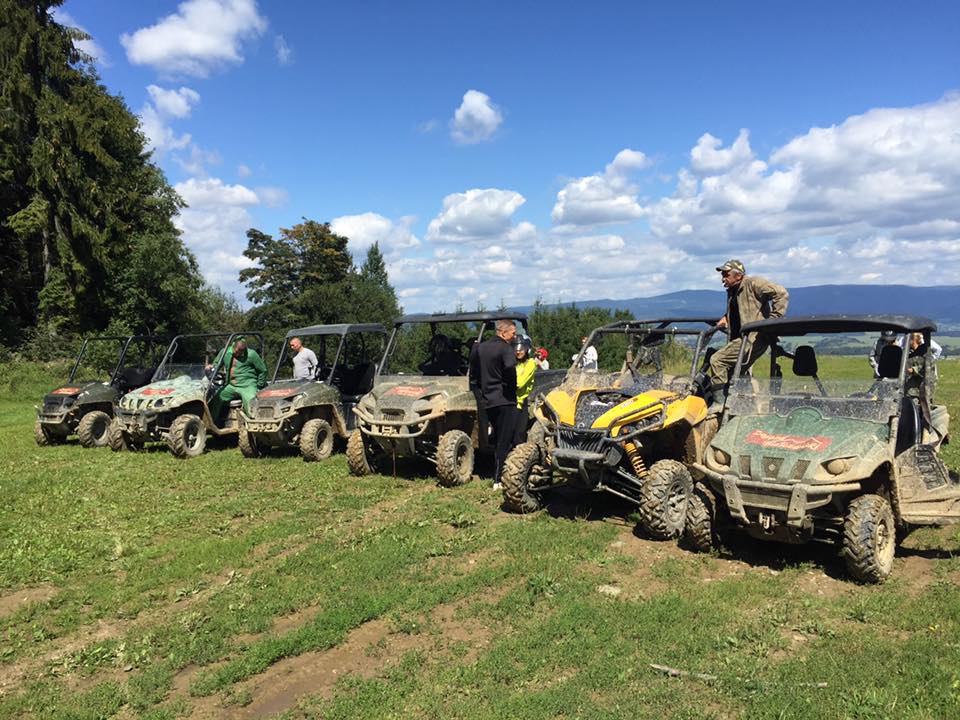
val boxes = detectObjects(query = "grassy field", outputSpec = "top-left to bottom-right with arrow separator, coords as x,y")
1,358 -> 959,719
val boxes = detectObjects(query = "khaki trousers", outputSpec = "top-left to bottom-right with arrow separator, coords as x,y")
709,335 -> 770,387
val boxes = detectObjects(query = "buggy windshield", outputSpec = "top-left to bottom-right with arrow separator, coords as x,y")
153,335 -> 233,382
381,320 -> 527,377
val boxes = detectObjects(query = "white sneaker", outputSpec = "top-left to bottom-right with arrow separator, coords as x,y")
492,482 -> 503,491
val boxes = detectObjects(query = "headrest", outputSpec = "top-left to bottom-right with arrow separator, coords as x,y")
792,345 -> 818,377
877,344 -> 902,379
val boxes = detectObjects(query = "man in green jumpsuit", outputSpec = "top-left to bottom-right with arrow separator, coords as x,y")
209,339 -> 268,423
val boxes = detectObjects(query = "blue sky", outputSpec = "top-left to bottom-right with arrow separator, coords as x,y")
57,0 -> 960,311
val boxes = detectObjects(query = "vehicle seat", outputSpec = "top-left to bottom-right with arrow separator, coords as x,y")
792,345 -> 827,396
896,396 -> 921,454
118,367 -> 155,391
877,344 -> 902,379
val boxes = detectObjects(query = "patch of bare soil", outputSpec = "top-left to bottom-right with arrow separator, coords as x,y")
0,584 -> 56,619
182,590 -> 498,719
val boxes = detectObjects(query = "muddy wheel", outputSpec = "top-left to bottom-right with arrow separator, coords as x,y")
238,423 -> 263,458
637,459 -> 693,540
34,421 -> 53,446
107,418 -> 141,452
346,429 -> 372,476
684,482 -> 724,552
501,442 -> 545,513
300,418 -> 334,462
77,410 -> 111,448
436,429 -> 474,487
527,421 -> 548,449
168,414 -> 206,458
843,493 -> 896,583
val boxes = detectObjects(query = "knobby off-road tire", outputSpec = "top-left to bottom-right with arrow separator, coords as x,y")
501,442 -> 545,514
167,414 -> 207,459
107,417 -> 141,451
77,410 -> 111,448
527,421 -> 548,449
436,429 -> 474,487
300,418 -> 334,462
842,493 -> 896,583
238,423 -> 263,458
684,482 -> 723,553
346,429 -> 372,476
34,421 -> 58,446
637,459 -> 694,540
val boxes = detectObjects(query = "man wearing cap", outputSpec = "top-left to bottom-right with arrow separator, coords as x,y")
709,259 -> 789,394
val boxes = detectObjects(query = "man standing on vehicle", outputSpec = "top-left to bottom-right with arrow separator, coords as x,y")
709,259 -> 789,395
470,319 -> 519,489
289,337 -> 319,380
210,339 -> 268,422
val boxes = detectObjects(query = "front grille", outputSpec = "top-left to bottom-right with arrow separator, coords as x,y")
761,456 -> 784,479
791,459 -> 810,479
380,409 -> 405,421
258,406 -> 275,419
558,426 -> 605,453
44,401 -> 62,414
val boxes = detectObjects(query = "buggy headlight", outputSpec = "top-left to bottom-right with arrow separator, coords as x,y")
823,457 -> 855,476
711,447 -> 731,468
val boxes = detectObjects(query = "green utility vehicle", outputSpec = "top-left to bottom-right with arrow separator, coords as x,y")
348,312 -> 566,486
109,332 -> 264,458
687,315 -> 958,583
35,335 -> 164,448
240,324 -> 387,460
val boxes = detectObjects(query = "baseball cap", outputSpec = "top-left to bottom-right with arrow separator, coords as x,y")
716,259 -> 745,274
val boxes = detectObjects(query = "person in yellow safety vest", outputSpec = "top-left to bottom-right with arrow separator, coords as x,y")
513,336 -> 537,443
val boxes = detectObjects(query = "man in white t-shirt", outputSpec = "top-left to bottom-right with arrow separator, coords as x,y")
290,337 -> 319,380
573,336 -> 598,370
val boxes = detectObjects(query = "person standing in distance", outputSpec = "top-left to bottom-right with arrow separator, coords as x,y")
573,336 -> 598,369
289,337 -> 319,380
469,319 -> 519,490
709,259 -> 789,396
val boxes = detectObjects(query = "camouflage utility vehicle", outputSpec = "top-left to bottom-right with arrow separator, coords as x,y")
240,324 -> 387,460
109,332 -> 264,458
501,319 -> 725,538
688,315 -> 958,583
349,312 -> 566,486
35,335 -> 164,448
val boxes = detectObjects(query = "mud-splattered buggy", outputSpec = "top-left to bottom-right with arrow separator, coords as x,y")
35,335 -> 165,448
688,315 -> 958,583
239,324 -> 387,460
501,319 -> 726,539
348,312 -> 567,486
109,332 -> 264,458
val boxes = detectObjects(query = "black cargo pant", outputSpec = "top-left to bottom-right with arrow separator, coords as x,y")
487,403 -> 520,483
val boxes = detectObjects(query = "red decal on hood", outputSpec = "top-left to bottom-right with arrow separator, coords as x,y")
258,388 -> 297,398
745,429 -> 832,452
141,387 -> 175,396
385,385 -> 428,398
52,387 -> 81,395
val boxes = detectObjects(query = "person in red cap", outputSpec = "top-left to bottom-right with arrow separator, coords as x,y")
709,259 -> 789,395
534,347 -> 550,370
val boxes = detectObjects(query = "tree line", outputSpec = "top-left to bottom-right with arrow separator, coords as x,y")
1,2 -> 641,366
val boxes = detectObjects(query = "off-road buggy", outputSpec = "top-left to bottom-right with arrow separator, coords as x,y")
687,315 -> 958,583
35,335 -> 165,448
239,324 -> 387,460
348,312 -> 567,486
109,332 -> 264,458
500,319 -> 726,539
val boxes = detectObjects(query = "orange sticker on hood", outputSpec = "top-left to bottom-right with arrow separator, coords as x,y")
51,387 -> 81,395
141,387 -> 175,396
384,385 -> 428,398
258,388 -> 298,398
745,429 -> 832,452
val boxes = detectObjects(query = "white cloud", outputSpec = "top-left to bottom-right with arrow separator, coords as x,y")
552,149 -> 649,228
121,0 -> 267,77
330,213 -> 421,258
237,163 -> 252,178
53,9 -> 110,66
690,129 -> 754,175
139,104 -> 192,154
274,34 -> 292,65
644,94 -> 960,267
450,90 -> 503,144
254,186 -> 289,208
426,188 -> 526,243
146,85 -> 200,118
175,177 -> 259,207
175,144 -> 222,176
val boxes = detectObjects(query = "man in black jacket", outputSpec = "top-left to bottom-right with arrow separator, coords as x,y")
469,319 -> 518,489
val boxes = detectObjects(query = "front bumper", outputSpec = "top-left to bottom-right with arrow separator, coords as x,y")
353,406 -> 443,439
693,463 -> 861,527
116,408 -> 160,437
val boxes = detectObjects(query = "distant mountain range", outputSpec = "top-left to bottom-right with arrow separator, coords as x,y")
516,284 -> 960,331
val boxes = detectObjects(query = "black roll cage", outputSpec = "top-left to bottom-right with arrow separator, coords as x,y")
153,332 -> 265,385
68,335 -> 167,385
271,325 -> 388,383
